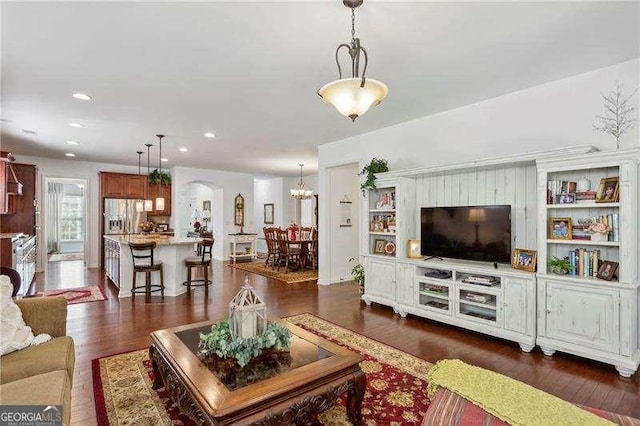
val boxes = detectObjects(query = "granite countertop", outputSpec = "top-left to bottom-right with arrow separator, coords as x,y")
104,235 -> 202,246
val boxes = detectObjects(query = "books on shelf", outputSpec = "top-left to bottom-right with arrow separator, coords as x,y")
547,180 -> 576,204
568,248 -> 600,277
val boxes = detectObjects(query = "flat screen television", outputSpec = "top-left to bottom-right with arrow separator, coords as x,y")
420,205 -> 511,263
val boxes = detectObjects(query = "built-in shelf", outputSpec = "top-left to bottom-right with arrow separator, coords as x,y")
369,209 -> 396,213
369,231 -> 396,236
546,239 -> 619,246
546,202 -> 619,209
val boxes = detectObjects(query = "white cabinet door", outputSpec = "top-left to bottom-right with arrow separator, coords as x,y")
545,281 -> 620,353
365,258 -> 396,300
503,277 -> 530,335
395,263 -> 414,307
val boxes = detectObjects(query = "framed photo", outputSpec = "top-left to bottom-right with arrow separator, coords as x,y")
596,261 -> 619,281
373,239 -> 386,254
595,177 -> 619,203
407,239 -> 422,258
549,217 -> 573,240
202,200 -> 211,213
156,223 -> 169,232
263,203 -> 274,224
555,193 -> 575,204
512,248 -> 537,272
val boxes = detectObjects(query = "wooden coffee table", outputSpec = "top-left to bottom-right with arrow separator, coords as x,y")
149,319 -> 365,425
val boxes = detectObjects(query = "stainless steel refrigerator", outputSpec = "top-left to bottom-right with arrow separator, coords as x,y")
104,199 -> 146,234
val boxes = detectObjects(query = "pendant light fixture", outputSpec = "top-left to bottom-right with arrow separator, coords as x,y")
135,151 -> 144,212
290,164 -> 313,199
317,0 -> 387,122
144,143 -> 153,212
155,134 -> 165,211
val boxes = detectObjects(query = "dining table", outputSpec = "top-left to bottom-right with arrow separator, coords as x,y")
287,238 -> 313,270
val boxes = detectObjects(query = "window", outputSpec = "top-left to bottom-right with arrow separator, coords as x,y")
60,194 -> 84,241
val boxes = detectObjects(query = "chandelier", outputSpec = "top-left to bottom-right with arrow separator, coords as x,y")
290,164 -> 313,199
317,0 -> 387,122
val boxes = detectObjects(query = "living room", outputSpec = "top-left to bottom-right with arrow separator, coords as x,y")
1,1 -> 639,425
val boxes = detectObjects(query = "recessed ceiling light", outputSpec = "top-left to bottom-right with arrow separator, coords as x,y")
65,153 -> 76,157
68,122 -> 84,128
204,132 -> 216,138
72,93 -> 92,100
179,147 -> 188,153
161,158 -> 168,162
66,140 -> 79,145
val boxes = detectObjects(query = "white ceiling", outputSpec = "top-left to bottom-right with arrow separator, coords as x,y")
1,1 -> 638,177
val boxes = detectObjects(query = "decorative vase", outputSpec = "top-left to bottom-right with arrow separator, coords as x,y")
590,232 -> 609,242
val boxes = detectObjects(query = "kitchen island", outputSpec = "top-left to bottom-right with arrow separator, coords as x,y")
103,235 -> 203,298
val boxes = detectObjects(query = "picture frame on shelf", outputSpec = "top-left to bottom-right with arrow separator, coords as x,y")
373,239 -> 386,254
156,223 -> 169,232
595,176 -> 619,203
512,248 -> 537,272
263,203 -> 274,224
407,239 -> 421,258
549,217 -> 573,240
555,193 -> 575,204
596,261 -> 619,281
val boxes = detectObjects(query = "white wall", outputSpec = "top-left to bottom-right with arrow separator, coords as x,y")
318,59 -> 640,284
326,163 -> 361,284
253,177 -> 284,252
172,166 -> 254,260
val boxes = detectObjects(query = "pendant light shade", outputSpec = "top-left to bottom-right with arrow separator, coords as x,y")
135,151 -> 144,212
317,0 -> 387,122
144,143 -> 153,212
155,134 -> 165,212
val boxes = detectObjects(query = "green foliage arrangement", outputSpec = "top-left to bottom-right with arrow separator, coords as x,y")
359,158 -> 389,195
149,169 -> 171,185
198,320 -> 291,368
547,256 -> 574,275
349,257 -> 365,295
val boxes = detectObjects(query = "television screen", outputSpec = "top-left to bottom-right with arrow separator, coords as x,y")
420,205 -> 511,263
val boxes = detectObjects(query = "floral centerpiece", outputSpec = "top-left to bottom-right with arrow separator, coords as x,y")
587,222 -> 610,242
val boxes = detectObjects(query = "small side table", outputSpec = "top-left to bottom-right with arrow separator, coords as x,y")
228,233 -> 257,264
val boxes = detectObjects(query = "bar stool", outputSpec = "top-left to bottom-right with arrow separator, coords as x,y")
183,238 -> 214,295
129,241 -> 164,303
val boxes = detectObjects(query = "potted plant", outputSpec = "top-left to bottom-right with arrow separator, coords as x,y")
359,158 -> 388,195
149,169 -> 171,185
349,257 -> 365,295
547,256 -> 574,275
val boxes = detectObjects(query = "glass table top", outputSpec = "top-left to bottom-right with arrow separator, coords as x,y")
175,324 -> 334,391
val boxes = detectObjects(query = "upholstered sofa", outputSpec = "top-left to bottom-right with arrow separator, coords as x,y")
423,359 -> 640,426
0,297 -> 74,425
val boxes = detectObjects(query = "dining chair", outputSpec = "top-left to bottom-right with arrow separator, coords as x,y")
307,228 -> 318,271
275,228 -> 301,272
263,227 -> 279,269
299,226 -> 313,241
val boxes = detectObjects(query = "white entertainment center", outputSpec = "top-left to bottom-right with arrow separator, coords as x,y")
361,147 -> 640,376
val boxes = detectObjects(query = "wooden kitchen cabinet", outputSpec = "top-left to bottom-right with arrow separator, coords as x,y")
1,163 -> 37,235
100,172 -> 148,199
148,183 -> 171,216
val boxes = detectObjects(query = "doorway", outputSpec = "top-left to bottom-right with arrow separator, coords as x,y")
45,178 -> 87,264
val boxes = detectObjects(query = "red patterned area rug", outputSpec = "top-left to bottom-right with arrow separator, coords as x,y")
38,286 -> 107,304
92,313 -> 432,425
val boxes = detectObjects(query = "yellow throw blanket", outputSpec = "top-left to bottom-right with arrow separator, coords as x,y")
427,359 -> 614,426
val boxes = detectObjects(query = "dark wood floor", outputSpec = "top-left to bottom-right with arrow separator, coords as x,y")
34,260 -> 639,425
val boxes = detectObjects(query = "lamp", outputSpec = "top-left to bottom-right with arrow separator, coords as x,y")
155,134 -> 165,211
290,164 -> 313,199
135,151 -> 144,212
317,0 -> 387,122
468,208 -> 486,247
144,144 -> 153,212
